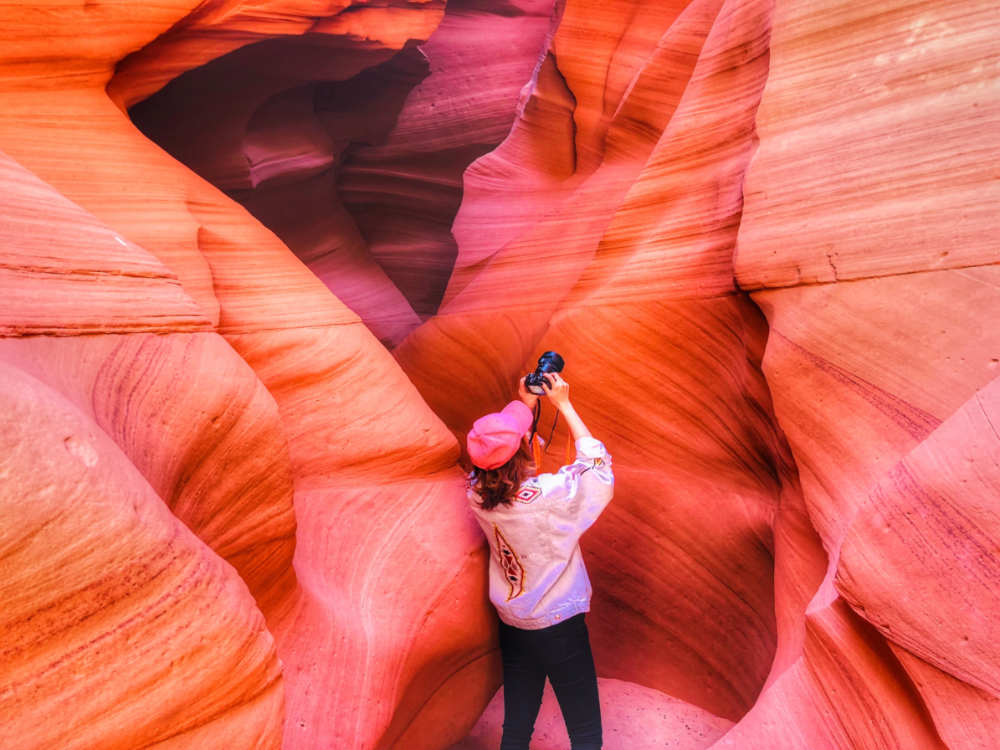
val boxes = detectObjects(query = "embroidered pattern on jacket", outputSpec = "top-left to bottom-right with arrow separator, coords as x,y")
515,486 -> 541,504
493,524 -> 525,600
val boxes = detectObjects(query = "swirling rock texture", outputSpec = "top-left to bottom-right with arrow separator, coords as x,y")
1,3 -> 490,749
1,3 -> 997,750
717,0 -> 1000,747
129,0 -> 560,347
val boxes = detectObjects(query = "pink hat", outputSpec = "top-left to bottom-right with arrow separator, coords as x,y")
466,401 -> 534,470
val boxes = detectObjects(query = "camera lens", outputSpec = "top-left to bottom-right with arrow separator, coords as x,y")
535,351 -> 564,374
524,351 -> 565,394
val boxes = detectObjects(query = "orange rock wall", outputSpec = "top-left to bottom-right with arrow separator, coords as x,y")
401,0 -> 784,722
1,2 -> 494,749
1,0 -> 998,748
717,0 -> 1000,747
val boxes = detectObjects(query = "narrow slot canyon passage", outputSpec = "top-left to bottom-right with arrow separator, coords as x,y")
1,0 -> 998,748
124,0 -> 797,742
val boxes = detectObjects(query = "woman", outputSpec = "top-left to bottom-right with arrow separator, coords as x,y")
466,372 -> 614,750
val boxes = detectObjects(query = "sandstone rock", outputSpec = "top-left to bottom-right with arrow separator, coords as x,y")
109,1 -> 447,108
721,0 -> 1000,745
2,0 -> 999,747
838,376 -> 1000,697
451,678 -> 734,750
0,333 -> 299,616
399,0 -> 785,723
891,647 -> 1000,750
711,599 -> 943,749
1,2 -> 501,747
130,0 -> 557,344
0,361 -> 284,749
0,151 -> 210,336
735,0 -> 999,289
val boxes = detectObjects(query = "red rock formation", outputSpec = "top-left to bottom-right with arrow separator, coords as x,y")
0,358 -> 285,749
2,0 -> 998,748
0,153 -> 211,336
837,378 -> 1000,735
401,0 -> 783,724
454,679 -> 734,749
0,2 -> 496,749
129,0 -> 557,345
719,0 -> 1000,746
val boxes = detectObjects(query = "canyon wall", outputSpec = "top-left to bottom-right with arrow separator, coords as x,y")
719,1 -> 1000,747
1,3 -> 492,749
1,0 -> 997,749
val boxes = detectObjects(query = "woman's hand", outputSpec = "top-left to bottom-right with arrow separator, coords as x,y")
518,375 -> 539,409
541,372 -> 571,410
543,373 -> 591,440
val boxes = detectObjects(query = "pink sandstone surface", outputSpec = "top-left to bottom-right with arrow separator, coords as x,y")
451,679 -> 735,749
0,1 -> 998,750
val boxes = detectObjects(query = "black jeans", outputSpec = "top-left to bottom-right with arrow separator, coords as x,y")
498,613 -> 602,750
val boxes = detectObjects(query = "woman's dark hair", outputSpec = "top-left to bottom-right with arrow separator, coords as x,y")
471,441 -> 534,510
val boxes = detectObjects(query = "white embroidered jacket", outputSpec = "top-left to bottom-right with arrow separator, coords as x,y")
467,437 -> 614,630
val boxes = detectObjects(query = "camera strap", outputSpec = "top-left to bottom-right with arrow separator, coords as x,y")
529,401 -> 541,445
545,411 -> 559,450
528,402 -> 571,469
530,402 -> 543,469
529,401 -> 560,454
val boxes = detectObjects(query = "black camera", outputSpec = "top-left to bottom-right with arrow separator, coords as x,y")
524,351 -> 565,395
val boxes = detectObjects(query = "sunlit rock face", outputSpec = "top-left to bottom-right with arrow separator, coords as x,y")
406,0 -> 785,726
452,679 -> 735,750
130,0 -> 559,346
1,2 -> 493,749
718,0 -> 1000,747
1,1 -> 998,750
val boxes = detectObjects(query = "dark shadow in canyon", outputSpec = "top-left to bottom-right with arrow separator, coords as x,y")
127,0 -> 560,348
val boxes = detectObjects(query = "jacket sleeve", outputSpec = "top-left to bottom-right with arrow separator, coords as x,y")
539,437 -> 614,534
